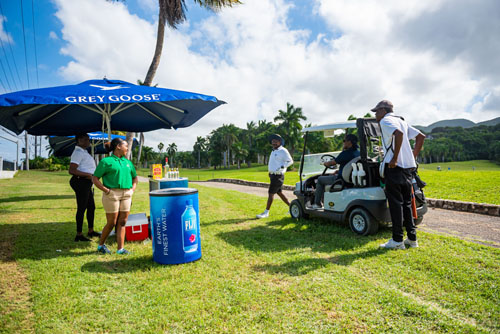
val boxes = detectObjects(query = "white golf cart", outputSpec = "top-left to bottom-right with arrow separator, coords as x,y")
289,118 -> 427,235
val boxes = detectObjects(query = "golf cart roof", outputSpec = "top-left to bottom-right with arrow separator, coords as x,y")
301,121 -> 357,133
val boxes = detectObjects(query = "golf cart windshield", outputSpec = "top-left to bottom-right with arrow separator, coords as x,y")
301,152 -> 341,177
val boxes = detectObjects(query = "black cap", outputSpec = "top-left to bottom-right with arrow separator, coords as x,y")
269,134 -> 284,146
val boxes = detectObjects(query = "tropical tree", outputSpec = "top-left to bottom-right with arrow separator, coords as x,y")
157,142 -> 164,153
274,102 -> 307,158
121,0 -> 241,159
207,127 -> 225,169
232,141 -> 248,169
253,120 -> 277,164
219,124 -> 239,168
193,136 -> 207,168
244,121 -> 257,167
166,142 -> 178,166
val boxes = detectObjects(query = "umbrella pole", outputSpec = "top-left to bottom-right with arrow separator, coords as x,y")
106,104 -> 112,141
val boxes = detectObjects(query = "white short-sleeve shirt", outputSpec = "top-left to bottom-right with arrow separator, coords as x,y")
70,146 -> 96,174
268,146 -> 293,173
379,114 -> 421,168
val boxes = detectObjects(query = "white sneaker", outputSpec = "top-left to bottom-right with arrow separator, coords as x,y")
306,203 -> 322,210
256,211 -> 269,219
379,239 -> 405,250
404,239 -> 419,248
109,229 -> 116,236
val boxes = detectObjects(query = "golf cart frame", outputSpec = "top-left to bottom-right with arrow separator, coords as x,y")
289,118 -> 427,235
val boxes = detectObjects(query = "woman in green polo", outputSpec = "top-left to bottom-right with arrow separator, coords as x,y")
92,137 -> 138,255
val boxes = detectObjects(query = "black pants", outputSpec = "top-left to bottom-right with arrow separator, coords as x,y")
385,166 -> 416,242
69,176 -> 95,233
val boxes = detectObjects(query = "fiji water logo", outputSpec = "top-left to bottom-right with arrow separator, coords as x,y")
189,234 -> 196,243
185,218 -> 196,231
182,200 -> 198,253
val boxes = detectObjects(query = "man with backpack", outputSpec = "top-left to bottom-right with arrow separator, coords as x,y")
372,100 -> 426,249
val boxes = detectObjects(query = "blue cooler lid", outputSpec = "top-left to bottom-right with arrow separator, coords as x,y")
149,187 -> 198,197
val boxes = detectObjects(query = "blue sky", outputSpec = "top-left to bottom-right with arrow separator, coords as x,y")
0,0 -> 499,163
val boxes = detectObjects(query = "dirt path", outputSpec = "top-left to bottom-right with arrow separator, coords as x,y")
191,181 -> 500,248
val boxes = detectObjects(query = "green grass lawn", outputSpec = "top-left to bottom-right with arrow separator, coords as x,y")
140,160 -> 500,205
1,170 -> 499,333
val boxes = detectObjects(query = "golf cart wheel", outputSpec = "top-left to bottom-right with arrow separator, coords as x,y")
349,208 -> 378,236
414,216 -> 423,226
290,200 -> 308,219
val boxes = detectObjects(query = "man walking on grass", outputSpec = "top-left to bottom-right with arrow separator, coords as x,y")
373,100 -> 425,250
256,134 -> 293,219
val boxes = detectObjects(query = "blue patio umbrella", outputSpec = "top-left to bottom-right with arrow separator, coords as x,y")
49,132 -> 138,157
0,79 -> 225,136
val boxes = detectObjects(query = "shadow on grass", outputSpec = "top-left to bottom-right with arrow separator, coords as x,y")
218,216 -> 391,276
80,255 -> 158,274
252,248 -> 389,276
0,194 -> 74,203
0,221 -> 105,261
202,217 -> 258,226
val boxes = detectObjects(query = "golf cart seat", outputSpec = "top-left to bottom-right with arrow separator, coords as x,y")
327,156 -> 361,192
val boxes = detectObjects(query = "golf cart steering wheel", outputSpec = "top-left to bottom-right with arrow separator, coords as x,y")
320,154 -> 338,175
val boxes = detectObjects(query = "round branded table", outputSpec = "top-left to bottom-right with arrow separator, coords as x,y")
149,188 -> 201,265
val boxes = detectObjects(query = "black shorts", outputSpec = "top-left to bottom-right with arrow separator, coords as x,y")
268,173 -> 284,194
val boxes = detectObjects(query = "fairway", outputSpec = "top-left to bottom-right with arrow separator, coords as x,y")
140,160 -> 500,205
0,171 -> 499,333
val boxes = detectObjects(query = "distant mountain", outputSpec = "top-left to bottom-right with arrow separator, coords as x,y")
415,116 -> 500,133
477,116 -> 500,127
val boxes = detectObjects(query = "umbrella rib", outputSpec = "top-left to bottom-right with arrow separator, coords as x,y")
80,104 -> 103,115
28,104 -> 71,130
156,101 -> 185,114
136,103 -> 172,127
93,104 -> 105,113
18,104 -> 47,116
110,103 -> 135,116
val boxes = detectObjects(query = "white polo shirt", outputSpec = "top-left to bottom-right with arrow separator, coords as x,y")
70,146 -> 96,174
379,114 -> 421,168
268,146 -> 293,174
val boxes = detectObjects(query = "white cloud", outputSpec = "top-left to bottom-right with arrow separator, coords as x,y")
49,31 -> 58,40
0,16 -> 13,43
53,0 -> 500,152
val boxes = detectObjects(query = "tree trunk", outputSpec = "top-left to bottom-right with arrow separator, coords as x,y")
136,132 -> 144,165
197,151 -> 201,169
125,132 -> 134,160
144,4 -> 166,87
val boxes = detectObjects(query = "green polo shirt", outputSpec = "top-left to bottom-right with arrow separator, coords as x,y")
93,154 -> 137,189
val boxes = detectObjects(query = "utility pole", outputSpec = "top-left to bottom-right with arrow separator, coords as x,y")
34,136 -> 38,158
25,132 -> 29,170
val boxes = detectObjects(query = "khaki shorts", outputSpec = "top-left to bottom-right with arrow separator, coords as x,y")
102,188 -> 134,213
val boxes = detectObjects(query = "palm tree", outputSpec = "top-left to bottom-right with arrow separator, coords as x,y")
232,141 -> 248,169
157,142 -> 164,153
255,120 -> 276,164
274,102 -> 307,157
143,0 -> 240,86
245,121 -> 257,167
122,0 -> 240,159
193,136 -> 207,169
219,124 -> 238,168
166,142 -> 178,166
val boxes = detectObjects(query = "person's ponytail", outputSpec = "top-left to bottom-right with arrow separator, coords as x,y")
104,138 -> 125,153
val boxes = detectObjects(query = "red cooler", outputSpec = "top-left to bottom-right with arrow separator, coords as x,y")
125,213 -> 149,241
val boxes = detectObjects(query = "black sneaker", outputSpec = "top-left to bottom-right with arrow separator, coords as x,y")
87,231 -> 101,238
75,234 -> 91,242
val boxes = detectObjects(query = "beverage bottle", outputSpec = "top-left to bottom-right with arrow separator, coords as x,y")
164,157 -> 169,179
181,199 -> 198,253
